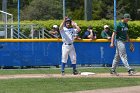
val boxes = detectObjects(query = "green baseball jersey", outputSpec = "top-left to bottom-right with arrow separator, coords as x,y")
114,21 -> 128,41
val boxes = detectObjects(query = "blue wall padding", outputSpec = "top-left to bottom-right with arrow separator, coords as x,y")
0,42 -> 139,66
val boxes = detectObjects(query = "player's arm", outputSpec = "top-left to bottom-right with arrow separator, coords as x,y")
72,21 -> 81,32
110,32 -> 116,48
110,23 -> 118,47
87,30 -> 93,39
59,20 -> 65,31
59,17 -> 67,31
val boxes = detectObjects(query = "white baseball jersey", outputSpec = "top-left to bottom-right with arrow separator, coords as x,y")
60,27 -> 77,44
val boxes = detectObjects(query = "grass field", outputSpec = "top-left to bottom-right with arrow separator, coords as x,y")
0,67 -> 139,93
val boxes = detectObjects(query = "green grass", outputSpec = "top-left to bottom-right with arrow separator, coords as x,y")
0,67 -> 139,93
0,78 -> 140,93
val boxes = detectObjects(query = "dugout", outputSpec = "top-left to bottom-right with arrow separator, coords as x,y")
0,39 -> 139,67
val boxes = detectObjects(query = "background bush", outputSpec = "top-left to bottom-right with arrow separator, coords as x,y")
18,20 -> 140,39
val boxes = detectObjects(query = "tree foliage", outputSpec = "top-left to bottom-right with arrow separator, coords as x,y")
0,0 -> 140,20
21,0 -> 62,20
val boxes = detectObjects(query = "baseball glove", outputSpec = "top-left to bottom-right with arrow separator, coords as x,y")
129,42 -> 134,52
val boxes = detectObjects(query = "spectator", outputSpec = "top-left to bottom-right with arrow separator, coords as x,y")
82,26 -> 96,39
49,25 -> 60,38
101,25 -> 112,39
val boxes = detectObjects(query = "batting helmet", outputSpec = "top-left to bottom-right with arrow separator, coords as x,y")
65,18 -> 71,22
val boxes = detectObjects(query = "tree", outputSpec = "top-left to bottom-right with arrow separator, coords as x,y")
1,0 -> 140,20
92,0 -> 104,20
66,0 -> 85,20
21,0 -> 62,20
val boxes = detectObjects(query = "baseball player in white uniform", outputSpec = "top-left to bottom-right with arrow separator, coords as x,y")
59,17 -> 81,75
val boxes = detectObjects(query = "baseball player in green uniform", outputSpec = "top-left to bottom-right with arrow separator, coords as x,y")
110,13 -> 135,75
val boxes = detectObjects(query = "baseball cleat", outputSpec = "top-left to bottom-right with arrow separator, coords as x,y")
61,71 -> 65,76
128,69 -> 136,76
110,69 -> 119,76
73,70 -> 79,75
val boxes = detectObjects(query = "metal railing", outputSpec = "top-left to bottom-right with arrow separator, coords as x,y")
0,24 -> 54,39
0,10 -> 13,38
39,28 -> 53,39
0,10 -> 56,39
13,29 -> 28,39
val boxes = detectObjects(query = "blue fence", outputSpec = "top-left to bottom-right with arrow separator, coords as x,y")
0,39 -> 139,66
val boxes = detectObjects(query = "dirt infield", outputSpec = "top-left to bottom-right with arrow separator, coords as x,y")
0,72 -> 140,79
66,86 -> 140,93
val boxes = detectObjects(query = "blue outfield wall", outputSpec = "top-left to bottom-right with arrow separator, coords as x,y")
0,39 -> 139,66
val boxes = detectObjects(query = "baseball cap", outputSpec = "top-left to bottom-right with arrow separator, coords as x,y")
104,25 -> 109,29
123,13 -> 132,20
53,25 -> 58,28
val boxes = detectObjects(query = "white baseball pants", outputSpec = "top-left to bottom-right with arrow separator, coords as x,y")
61,44 -> 76,64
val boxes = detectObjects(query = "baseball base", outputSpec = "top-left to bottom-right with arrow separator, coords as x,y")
80,72 -> 96,76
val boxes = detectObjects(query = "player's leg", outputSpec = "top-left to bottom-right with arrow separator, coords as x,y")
61,45 -> 69,75
111,41 -> 120,75
118,41 -> 135,75
118,41 -> 131,70
69,45 -> 78,75
111,52 -> 120,75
